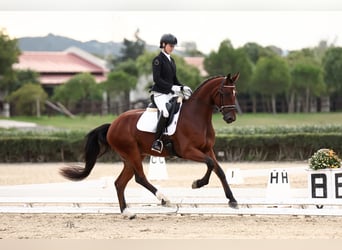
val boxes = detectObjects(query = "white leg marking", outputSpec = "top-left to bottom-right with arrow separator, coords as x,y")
122,208 -> 136,220
156,190 -> 171,206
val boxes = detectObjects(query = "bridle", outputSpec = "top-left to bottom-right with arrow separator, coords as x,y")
217,77 -> 237,113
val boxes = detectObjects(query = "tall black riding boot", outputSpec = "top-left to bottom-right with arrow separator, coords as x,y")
151,116 -> 168,153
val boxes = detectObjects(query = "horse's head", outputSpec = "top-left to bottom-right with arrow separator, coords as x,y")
215,73 -> 239,123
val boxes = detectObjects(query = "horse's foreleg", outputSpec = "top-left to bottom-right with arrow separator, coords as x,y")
201,150 -> 237,208
184,149 -> 238,208
114,164 -> 135,219
192,157 -> 214,189
212,161 -> 238,209
182,149 -> 214,189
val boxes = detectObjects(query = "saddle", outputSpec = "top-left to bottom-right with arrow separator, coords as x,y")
136,96 -> 182,136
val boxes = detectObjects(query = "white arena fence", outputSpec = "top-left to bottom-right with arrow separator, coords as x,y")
1,176 -> 342,216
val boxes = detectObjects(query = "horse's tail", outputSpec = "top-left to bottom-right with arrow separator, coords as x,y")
60,123 -> 111,181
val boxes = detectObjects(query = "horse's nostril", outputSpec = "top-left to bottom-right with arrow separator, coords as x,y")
224,115 -> 236,123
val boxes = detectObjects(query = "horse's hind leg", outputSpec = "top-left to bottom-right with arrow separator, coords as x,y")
123,153 -> 171,206
114,163 -> 135,219
132,161 -> 171,206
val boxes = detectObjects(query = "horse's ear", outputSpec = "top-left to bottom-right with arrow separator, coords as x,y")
232,72 -> 240,83
226,73 -> 232,84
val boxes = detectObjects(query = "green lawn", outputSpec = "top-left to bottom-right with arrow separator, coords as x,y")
3,115 -> 116,131
3,112 -> 342,132
213,112 -> 342,129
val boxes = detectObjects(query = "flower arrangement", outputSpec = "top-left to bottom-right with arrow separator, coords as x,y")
308,148 -> 341,170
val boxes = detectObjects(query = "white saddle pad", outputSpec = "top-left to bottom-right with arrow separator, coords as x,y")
136,106 -> 182,136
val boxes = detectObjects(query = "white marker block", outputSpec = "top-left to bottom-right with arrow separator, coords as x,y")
266,169 -> 291,202
226,168 -> 244,184
307,168 -> 342,200
148,156 -> 168,180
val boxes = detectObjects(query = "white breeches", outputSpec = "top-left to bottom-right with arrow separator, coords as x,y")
152,92 -> 174,118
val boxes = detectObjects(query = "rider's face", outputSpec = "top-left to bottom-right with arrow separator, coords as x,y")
164,43 -> 175,54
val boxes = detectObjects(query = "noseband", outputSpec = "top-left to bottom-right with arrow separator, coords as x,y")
217,77 -> 237,113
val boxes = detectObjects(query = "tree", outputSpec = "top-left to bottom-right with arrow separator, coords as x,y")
0,29 -> 21,91
287,49 -> 325,112
7,83 -> 47,116
120,38 -> 145,61
115,59 -> 139,77
204,39 -> 253,113
243,42 -> 278,64
9,69 -> 40,93
173,55 -> 202,90
136,51 -> 156,76
290,62 -> 324,112
52,73 -> 102,113
204,39 -> 234,76
241,43 -> 282,113
0,29 -> 21,116
309,40 -> 332,111
322,47 -> 342,94
113,30 -> 146,65
103,70 -> 137,114
252,56 -> 291,114
204,39 -> 253,94
322,47 -> 342,112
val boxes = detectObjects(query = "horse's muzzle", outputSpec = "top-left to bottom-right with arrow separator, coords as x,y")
223,112 -> 236,124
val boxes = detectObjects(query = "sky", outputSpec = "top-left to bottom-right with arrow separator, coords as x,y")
1,1 -> 342,54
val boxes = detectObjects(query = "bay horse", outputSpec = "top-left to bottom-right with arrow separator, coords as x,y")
60,73 -> 240,219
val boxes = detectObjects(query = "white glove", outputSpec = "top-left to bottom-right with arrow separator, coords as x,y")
183,86 -> 192,93
182,86 -> 193,100
171,85 -> 182,93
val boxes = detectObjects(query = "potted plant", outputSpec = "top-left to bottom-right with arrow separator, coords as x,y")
307,149 -> 342,200
309,148 -> 341,170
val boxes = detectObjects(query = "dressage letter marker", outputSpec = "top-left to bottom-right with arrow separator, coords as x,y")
308,170 -> 342,200
148,156 -> 168,180
335,173 -> 342,198
310,174 -> 327,198
226,168 -> 244,184
266,169 -> 291,202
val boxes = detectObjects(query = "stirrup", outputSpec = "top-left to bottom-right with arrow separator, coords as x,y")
151,139 -> 163,153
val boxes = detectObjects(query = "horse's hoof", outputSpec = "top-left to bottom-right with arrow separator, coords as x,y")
161,199 -> 171,207
192,180 -> 199,189
127,214 -> 137,220
122,208 -> 137,220
229,201 -> 239,209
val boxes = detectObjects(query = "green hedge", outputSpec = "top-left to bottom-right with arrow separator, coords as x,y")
0,130 -> 120,163
215,133 -> 342,161
0,127 -> 341,162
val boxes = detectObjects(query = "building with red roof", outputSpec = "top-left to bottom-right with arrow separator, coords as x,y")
183,56 -> 208,77
13,47 -> 109,95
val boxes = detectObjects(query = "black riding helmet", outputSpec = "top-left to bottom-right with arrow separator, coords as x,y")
159,34 -> 177,48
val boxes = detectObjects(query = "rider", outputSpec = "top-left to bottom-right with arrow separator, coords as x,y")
150,33 -> 186,153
